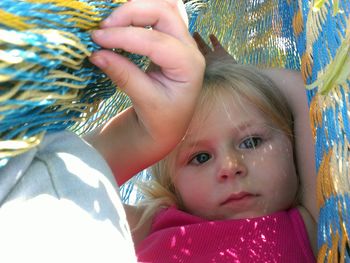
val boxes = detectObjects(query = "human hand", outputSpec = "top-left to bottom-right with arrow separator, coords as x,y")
88,0 -> 205,183
193,32 -> 236,64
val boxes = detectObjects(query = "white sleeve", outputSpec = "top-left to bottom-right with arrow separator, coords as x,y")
0,131 -> 137,263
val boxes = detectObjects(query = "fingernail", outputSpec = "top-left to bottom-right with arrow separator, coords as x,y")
100,18 -> 111,27
90,55 -> 108,69
101,13 -> 116,27
91,29 -> 104,38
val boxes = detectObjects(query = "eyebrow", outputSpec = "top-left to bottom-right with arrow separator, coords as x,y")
182,121 -> 269,148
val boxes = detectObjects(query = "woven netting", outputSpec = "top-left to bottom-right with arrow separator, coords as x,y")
297,1 -> 350,261
1,0 -> 350,261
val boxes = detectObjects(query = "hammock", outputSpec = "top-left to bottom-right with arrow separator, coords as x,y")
0,0 -> 349,262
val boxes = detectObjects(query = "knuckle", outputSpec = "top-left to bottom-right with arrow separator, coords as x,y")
112,67 -> 130,90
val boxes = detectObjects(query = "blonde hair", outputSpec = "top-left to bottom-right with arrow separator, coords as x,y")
134,60 -> 294,231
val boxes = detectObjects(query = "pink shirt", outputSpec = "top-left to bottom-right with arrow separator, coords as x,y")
136,207 -> 315,263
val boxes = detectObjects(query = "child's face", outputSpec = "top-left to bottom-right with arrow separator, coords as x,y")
172,93 -> 298,220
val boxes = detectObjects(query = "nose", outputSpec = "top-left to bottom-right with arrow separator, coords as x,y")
217,150 -> 247,180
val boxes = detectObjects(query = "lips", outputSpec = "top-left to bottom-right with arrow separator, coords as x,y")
220,192 -> 256,206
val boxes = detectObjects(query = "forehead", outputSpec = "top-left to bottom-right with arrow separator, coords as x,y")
190,89 -> 268,129
181,92 -> 273,146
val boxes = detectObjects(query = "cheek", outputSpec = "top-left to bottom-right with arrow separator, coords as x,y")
173,168 -> 199,200
252,142 -> 297,188
258,140 -> 295,167
173,168 -> 214,208
274,170 -> 298,208
268,144 -> 298,184
264,152 -> 298,205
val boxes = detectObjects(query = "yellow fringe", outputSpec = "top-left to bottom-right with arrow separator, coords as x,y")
340,220 -> 349,263
317,149 -> 333,209
25,0 -> 96,14
329,229 -> 339,262
301,52 -> 313,83
318,243 -> 328,263
309,93 -> 323,139
292,9 -> 303,37
0,10 -> 34,30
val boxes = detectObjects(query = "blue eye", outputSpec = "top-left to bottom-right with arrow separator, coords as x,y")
239,137 -> 262,149
190,152 -> 211,165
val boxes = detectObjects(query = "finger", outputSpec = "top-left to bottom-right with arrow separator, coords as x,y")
91,27 -> 195,77
209,34 -> 225,51
101,0 -> 193,46
89,50 -> 151,100
193,32 -> 211,55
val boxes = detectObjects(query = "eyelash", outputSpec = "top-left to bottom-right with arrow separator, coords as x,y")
239,136 -> 263,149
188,152 -> 211,165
